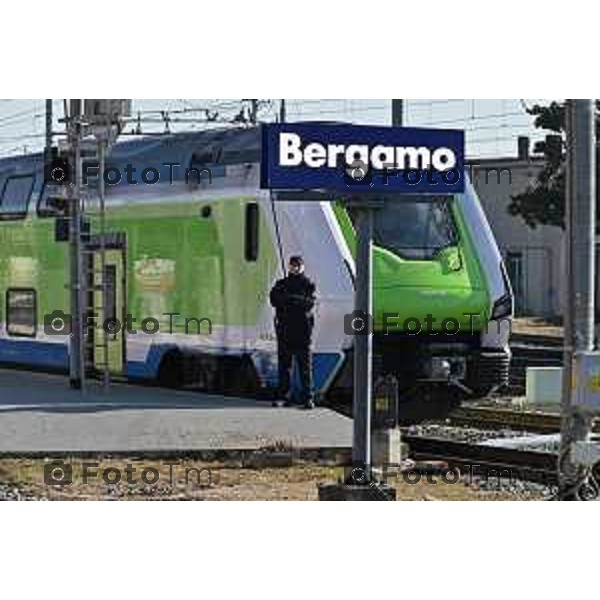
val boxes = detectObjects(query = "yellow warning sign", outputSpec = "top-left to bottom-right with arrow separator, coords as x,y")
587,374 -> 600,393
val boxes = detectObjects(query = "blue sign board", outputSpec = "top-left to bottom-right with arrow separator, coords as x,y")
260,122 -> 465,194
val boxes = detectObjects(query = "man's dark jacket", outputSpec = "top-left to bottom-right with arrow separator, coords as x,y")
269,273 -> 316,346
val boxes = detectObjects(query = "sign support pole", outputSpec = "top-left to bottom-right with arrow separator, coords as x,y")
352,201 -> 375,472
319,195 -> 396,499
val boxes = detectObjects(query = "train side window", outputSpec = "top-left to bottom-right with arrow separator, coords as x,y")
245,202 -> 259,262
505,251 -> 524,315
0,174 -> 35,220
6,288 -> 37,337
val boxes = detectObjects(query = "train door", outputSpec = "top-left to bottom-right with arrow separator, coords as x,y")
87,244 -> 127,377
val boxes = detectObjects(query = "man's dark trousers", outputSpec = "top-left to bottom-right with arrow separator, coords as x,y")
277,340 -> 313,403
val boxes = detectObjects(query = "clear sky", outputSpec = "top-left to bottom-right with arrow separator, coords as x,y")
0,99 -> 551,160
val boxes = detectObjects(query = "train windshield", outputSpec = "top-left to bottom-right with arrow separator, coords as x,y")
371,197 -> 458,260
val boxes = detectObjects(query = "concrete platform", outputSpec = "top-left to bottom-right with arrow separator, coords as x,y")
0,369 -> 352,455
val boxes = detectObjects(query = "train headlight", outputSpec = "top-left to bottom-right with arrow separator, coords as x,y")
491,294 -> 513,320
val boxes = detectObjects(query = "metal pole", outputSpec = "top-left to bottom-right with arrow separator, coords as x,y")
45,99 -> 53,159
392,100 -> 404,126
68,103 -> 85,390
98,137 -> 109,391
280,99 -> 286,123
559,99 -> 596,499
352,207 -> 374,472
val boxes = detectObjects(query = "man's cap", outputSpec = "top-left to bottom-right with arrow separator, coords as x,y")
289,255 -> 304,266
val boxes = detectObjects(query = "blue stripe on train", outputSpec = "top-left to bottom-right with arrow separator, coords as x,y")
0,339 -> 344,392
0,338 -> 69,369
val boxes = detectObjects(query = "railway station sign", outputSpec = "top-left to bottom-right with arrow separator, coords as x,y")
260,122 -> 465,194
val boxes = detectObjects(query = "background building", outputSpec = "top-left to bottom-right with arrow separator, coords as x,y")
471,139 -> 564,319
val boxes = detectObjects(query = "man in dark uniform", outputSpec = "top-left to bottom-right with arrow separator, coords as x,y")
269,256 -> 317,409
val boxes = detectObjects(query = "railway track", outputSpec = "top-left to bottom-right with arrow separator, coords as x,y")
511,332 -> 564,348
448,405 -> 561,433
403,434 -> 558,485
447,405 -> 599,434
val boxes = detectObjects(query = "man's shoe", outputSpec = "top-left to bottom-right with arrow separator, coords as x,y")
303,400 -> 315,410
273,399 -> 294,407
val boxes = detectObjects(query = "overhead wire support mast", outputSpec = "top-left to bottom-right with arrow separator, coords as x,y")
392,99 -> 404,126
45,100 -> 53,160
66,100 -> 86,391
280,99 -> 286,123
97,116 -> 110,391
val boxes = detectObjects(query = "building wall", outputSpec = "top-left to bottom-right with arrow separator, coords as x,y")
470,157 -> 564,317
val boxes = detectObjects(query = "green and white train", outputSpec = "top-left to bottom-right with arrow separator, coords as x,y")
0,126 -> 512,414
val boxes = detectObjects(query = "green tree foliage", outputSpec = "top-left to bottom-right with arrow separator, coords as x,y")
508,101 -> 600,230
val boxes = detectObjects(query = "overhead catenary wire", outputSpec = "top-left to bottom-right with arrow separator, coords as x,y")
0,99 -> 553,160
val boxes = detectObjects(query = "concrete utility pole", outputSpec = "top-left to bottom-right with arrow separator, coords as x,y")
67,100 -> 85,390
559,99 -> 597,499
392,100 -> 404,126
